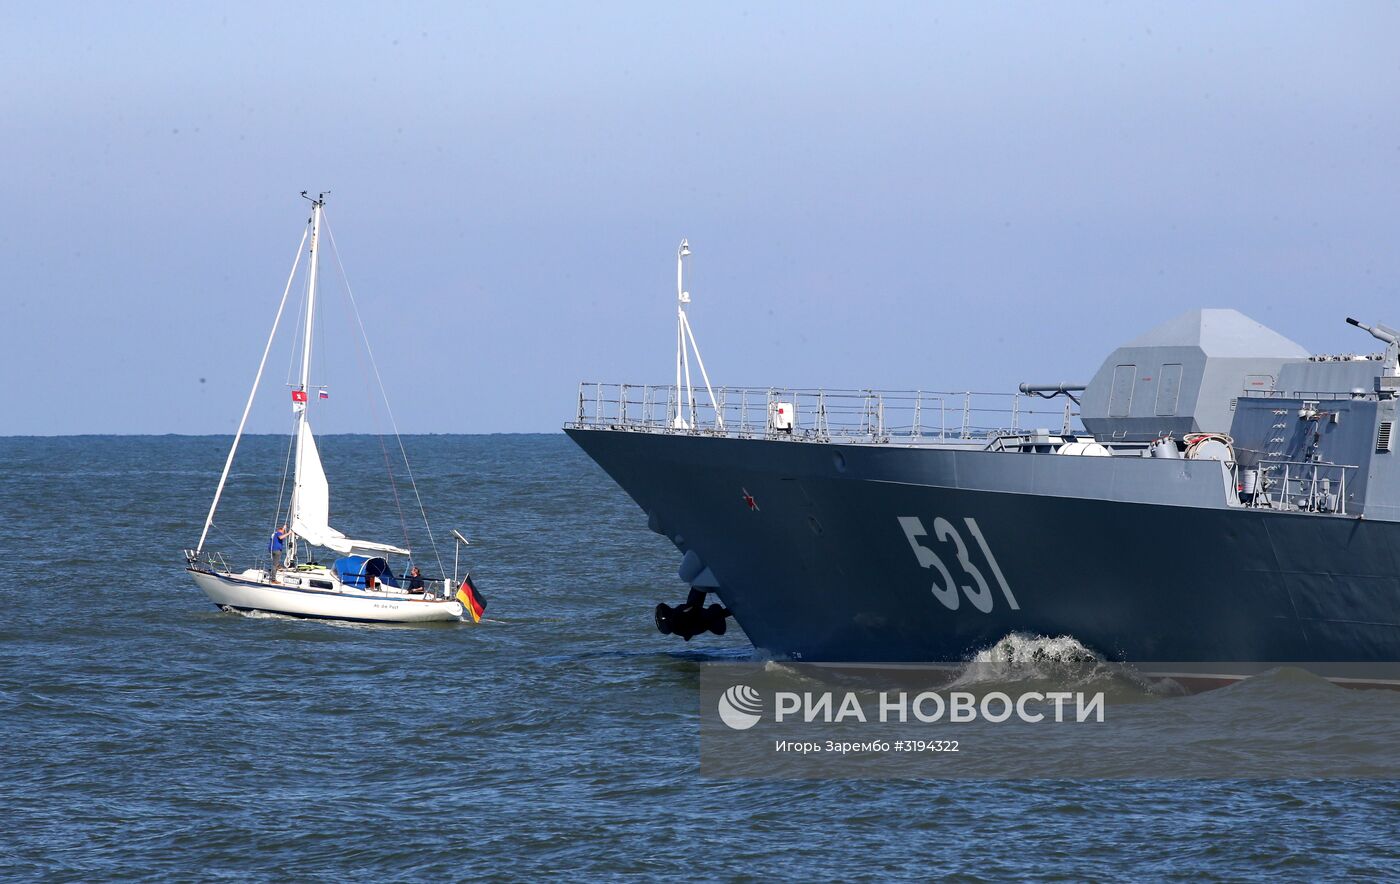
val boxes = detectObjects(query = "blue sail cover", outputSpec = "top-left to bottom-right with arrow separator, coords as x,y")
332,555 -> 398,589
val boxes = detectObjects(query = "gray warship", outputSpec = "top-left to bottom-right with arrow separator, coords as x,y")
567,261 -> 1400,674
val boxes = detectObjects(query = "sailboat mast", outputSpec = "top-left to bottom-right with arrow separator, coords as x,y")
300,197 -> 323,398
287,194 -> 325,566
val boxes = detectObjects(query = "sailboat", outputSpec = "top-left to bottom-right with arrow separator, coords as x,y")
185,194 -> 471,624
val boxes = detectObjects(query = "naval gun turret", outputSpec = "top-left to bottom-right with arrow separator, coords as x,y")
1345,316 -> 1399,344
1346,317 -> 1400,379
1076,309 -> 1311,442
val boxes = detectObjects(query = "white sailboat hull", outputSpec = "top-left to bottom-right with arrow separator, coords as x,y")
189,569 -> 465,624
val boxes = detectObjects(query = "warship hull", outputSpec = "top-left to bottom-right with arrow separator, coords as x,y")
568,427 -> 1400,666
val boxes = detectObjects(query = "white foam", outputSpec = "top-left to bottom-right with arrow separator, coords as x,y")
969,632 -> 1103,666
950,632 -> 1171,696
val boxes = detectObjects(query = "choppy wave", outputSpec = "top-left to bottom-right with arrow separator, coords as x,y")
951,632 -> 1179,699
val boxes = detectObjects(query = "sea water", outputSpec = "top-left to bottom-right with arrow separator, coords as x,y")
1,435 -> 1397,879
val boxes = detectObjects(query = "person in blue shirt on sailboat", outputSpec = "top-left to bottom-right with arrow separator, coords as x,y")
269,525 -> 288,564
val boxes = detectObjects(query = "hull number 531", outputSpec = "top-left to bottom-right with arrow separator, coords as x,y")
897,516 -> 1019,613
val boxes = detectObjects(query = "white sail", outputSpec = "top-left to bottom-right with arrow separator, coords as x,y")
291,420 -> 410,556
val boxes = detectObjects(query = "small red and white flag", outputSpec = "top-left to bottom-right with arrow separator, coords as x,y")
318,389 -> 329,400
291,390 -> 308,403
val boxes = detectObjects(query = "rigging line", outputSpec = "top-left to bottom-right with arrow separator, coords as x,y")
196,224 -> 309,554
329,217 -> 416,564
285,246 -> 311,388
346,270 -> 414,555
271,414 -> 298,562
322,212 -> 447,581
316,252 -> 329,393
273,232 -> 316,543
349,306 -> 411,556
377,406 -> 413,554
323,221 -> 413,557
336,248 -> 413,557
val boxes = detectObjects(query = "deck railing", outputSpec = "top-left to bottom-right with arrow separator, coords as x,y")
1239,390 -> 1373,402
184,548 -> 233,573
1237,459 -> 1359,515
569,383 -> 1082,444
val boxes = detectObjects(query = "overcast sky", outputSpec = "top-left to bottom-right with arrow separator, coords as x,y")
4,2 -> 1398,434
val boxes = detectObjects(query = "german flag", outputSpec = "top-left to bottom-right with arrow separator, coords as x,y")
456,574 -> 486,624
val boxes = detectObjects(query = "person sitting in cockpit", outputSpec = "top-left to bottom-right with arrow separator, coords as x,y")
406,566 -> 425,593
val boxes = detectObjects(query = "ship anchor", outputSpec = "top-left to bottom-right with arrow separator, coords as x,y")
654,587 -> 731,641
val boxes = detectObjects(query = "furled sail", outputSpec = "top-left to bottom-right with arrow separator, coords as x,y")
291,421 -> 410,556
